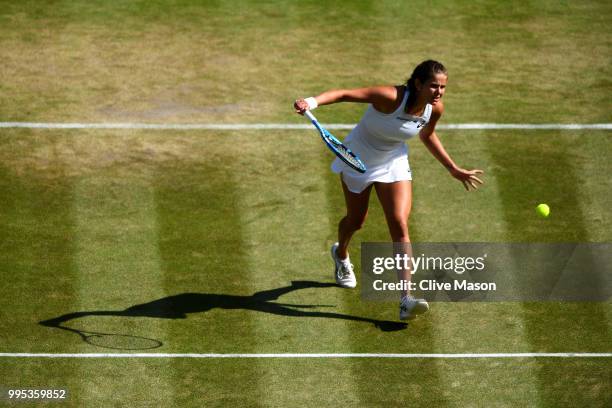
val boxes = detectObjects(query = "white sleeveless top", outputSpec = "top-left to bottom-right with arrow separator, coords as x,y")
331,88 -> 432,191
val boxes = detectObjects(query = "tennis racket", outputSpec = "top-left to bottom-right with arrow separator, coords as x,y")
304,110 -> 367,173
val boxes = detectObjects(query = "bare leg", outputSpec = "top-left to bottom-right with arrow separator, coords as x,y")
374,180 -> 413,298
336,175 -> 373,259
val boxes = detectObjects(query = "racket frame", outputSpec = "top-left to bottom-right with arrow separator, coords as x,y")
304,110 -> 367,173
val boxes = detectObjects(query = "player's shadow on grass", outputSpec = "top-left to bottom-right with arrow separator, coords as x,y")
40,280 -> 407,349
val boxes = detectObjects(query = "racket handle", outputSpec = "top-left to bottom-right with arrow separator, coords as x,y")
304,110 -> 316,122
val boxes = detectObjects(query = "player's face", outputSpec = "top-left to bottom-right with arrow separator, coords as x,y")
419,73 -> 447,105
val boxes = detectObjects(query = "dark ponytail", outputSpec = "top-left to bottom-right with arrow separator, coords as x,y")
406,60 -> 447,112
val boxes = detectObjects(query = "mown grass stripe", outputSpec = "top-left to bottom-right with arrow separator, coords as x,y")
450,131 -> 541,401
485,131 -> 611,405
322,147 -> 454,404
152,146 -> 264,406
0,149 -> 79,394
232,130 -> 365,406
410,130 -> 543,406
71,171 -> 173,404
474,132 -> 552,404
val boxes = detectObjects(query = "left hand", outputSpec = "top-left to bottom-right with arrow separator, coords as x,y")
450,167 -> 484,191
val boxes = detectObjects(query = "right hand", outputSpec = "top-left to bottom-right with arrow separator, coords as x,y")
449,167 -> 485,191
293,98 -> 309,115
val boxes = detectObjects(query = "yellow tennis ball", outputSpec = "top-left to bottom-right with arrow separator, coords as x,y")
536,203 -> 550,218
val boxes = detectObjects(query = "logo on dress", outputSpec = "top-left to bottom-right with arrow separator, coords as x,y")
396,117 -> 427,129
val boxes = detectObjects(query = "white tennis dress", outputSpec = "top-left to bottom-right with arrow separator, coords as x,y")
331,88 -> 432,193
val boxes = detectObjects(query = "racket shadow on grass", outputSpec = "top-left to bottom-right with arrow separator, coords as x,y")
40,280 -> 407,349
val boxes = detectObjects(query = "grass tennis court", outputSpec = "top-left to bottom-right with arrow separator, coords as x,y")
1,1 -> 610,406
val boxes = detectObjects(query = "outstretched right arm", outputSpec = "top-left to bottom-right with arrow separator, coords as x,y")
294,86 -> 397,115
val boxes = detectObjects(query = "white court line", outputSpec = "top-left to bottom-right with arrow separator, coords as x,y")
0,122 -> 611,130
0,353 -> 610,358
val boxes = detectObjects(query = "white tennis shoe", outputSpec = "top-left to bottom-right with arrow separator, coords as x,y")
331,242 -> 356,288
399,295 -> 429,320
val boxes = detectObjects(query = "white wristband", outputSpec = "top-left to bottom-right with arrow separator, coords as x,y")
304,97 -> 318,110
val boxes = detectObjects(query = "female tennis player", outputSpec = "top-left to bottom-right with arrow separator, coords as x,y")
294,60 -> 484,320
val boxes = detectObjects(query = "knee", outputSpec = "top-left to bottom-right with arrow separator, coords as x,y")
388,218 -> 409,241
343,214 -> 367,231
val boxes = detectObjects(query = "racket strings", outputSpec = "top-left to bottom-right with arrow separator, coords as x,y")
321,129 -> 367,173
334,144 -> 365,170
